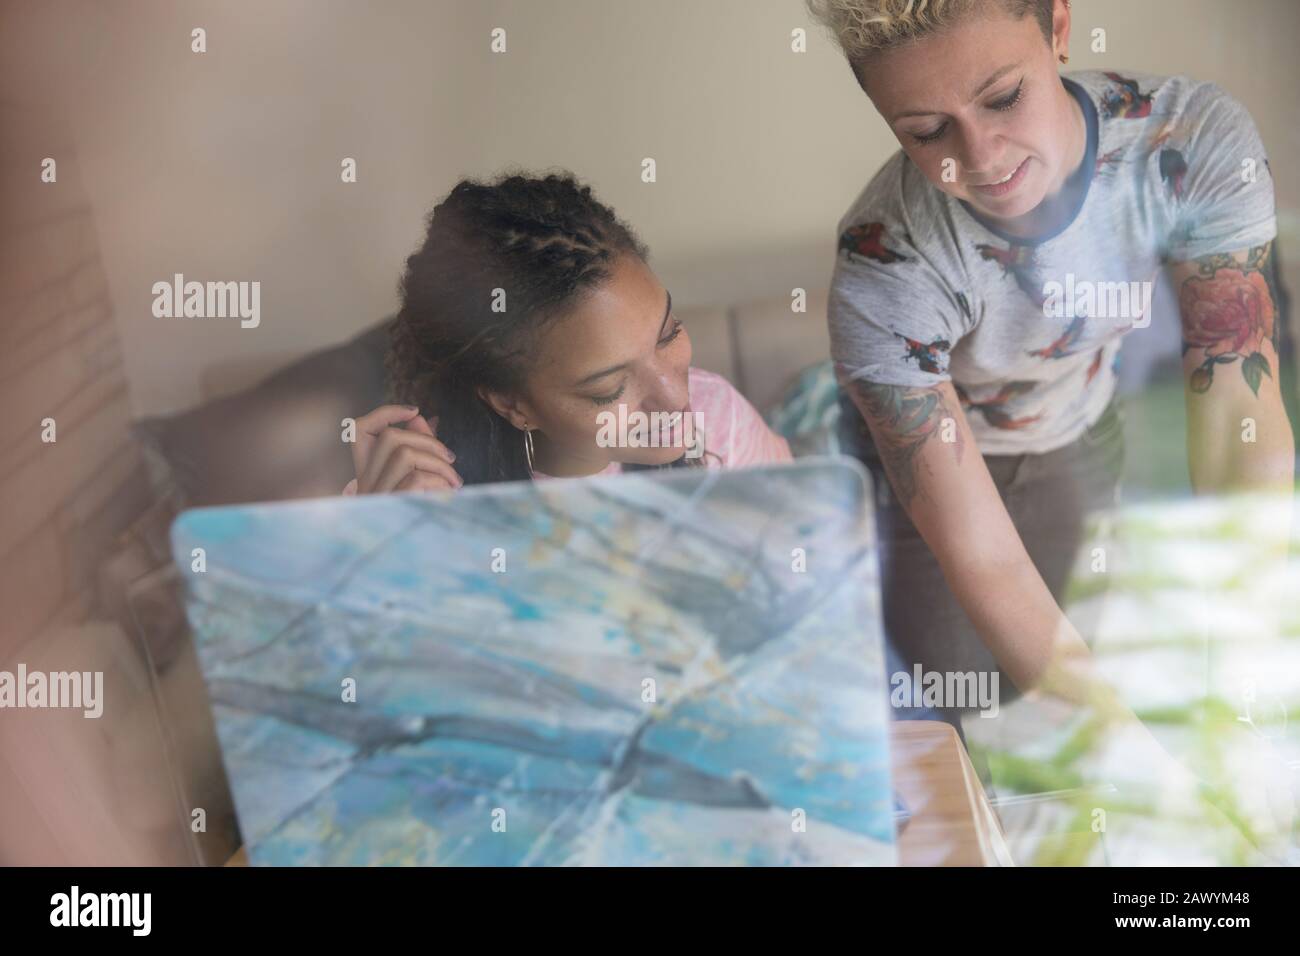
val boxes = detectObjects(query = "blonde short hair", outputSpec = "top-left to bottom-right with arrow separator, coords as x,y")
807,0 -> 1053,76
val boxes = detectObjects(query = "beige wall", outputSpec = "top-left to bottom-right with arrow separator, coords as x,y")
4,0 -> 1298,418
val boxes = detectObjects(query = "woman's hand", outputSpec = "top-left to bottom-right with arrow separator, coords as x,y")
346,404 -> 462,494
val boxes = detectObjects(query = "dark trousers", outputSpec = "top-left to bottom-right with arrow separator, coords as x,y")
839,390 -> 1127,745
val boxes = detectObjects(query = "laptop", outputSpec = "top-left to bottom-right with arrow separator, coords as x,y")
170,455 -> 898,865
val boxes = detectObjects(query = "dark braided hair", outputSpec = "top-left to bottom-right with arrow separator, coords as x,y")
386,170 -> 709,485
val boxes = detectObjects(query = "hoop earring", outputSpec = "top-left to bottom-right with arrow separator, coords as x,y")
522,424 -> 536,476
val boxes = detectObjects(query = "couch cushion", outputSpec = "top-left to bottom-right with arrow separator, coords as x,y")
676,304 -> 735,393
132,318 -> 394,506
731,290 -> 831,414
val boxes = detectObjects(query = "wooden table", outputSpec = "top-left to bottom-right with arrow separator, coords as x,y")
228,719 -> 1010,866
890,719 -> 1013,866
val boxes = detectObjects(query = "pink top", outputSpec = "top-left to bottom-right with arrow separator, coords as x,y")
343,366 -> 792,493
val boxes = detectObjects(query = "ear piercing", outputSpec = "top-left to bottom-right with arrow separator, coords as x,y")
1062,0 -> 1072,63
522,421 -> 536,475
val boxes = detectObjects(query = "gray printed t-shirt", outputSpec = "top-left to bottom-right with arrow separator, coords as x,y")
828,70 -> 1278,455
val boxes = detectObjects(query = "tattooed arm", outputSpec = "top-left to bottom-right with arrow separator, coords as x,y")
847,379 -> 967,508
845,376 -> 1113,704
1171,241 -> 1295,494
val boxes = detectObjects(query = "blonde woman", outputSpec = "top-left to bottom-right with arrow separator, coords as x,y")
807,0 -> 1291,736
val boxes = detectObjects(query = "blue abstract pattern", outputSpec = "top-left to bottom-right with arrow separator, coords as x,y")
172,457 -> 897,865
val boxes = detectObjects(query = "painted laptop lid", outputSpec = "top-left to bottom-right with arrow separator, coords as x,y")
171,456 -> 897,865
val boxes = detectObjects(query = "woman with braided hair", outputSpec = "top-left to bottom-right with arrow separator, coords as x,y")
343,170 -> 791,495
